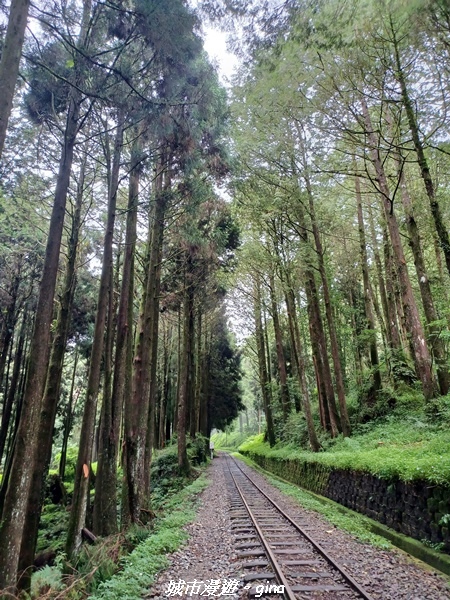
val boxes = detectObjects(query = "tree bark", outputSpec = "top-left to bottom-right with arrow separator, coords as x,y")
177,259 -> 194,473
254,277 -> 276,447
0,0 -> 30,158
66,111 -> 123,556
398,168 -> 449,395
0,313 -> 27,467
17,155 -> 85,590
0,2 -> 90,577
0,265 -> 21,393
391,21 -> 450,277
59,349 -> 79,481
268,272 -> 291,420
367,201 -> 401,351
123,155 -> 168,523
94,130 -> 140,536
355,173 -> 382,396
284,286 -> 321,451
361,98 -> 435,400
303,166 -> 350,435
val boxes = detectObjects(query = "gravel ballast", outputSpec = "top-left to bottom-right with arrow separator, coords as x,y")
145,454 -> 450,599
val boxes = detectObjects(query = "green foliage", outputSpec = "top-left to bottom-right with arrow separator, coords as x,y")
207,307 -> 244,430
31,565 -> 65,597
280,411 -> 310,447
211,429 -> 250,449
36,504 -> 68,554
238,406 -> 450,484
89,475 -> 209,600
151,435 -> 208,507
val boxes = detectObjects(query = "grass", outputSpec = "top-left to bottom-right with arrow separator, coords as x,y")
211,429 -> 255,450
88,474 -> 210,600
239,407 -> 450,484
234,452 -> 392,549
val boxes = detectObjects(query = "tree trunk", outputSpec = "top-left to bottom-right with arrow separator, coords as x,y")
144,166 -> 170,496
0,0 -> 30,158
305,270 -> 340,436
59,349 -> 79,481
0,313 -> 27,467
398,168 -> 449,395
361,98 -> 435,400
303,168 -> 350,435
66,111 -> 123,557
94,130 -> 140,536
0,7 -> 90,578
268,272 -> 291,420
177,260 -> 194,473
17,156 -> 85,590
367,201 -> 401,351
392,22 -> 450,277
0,266 -> 21,393
284,286 -> 321,451
123,155 -> 168,524
355,173 -> 382,396
254,277 -> 276,447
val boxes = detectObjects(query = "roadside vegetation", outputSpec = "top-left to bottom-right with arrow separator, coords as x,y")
237,391 -> 450,484
30,439 -> 210,599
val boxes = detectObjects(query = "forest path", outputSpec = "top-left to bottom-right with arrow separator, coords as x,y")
144,455 -> 450,599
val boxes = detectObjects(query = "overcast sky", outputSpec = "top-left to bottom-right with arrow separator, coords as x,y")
202,27 -> 239,85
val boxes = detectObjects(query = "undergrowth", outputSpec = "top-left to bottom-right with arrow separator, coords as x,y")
89,474 -> 209,600
239,395 -> 450,484
30,435 -> 210,598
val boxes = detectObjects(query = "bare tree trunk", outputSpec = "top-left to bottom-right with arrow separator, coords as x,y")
123,156 -> 167,523
305,271 -> 340,436
284,286 -> 321,451
144,165 -> 171,495
398,169 -> 449,395
392,21 -> 450,277
95,132 -> 140,535
177,260 -> 194,473
303,170 -> 350,435
18,156 -> 85,590
348,286 -> 364,385
193,311 -> 202,435
367,202 -> 401,350
0,313 -> 27,466
59,349 -> 79,481
287,203 -> 340,435
0,267 -> 21,393
268,272 -> 291,420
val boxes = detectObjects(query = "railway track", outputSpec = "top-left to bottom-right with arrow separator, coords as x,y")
224,455 -> 375,600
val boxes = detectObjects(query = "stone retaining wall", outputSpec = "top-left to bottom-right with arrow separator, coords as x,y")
240,451 -> 450,550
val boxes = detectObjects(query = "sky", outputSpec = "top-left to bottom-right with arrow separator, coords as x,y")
202,27 -> 239,85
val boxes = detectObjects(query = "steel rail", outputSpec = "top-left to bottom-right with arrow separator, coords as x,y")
228,454 -> 375,600
226,457 -> 298,600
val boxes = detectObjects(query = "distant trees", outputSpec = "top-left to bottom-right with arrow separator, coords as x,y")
228,0 -> 450,446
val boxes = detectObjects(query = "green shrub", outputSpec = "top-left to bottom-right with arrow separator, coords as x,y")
89,475 -> 209,600
31,565 -> 64,597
